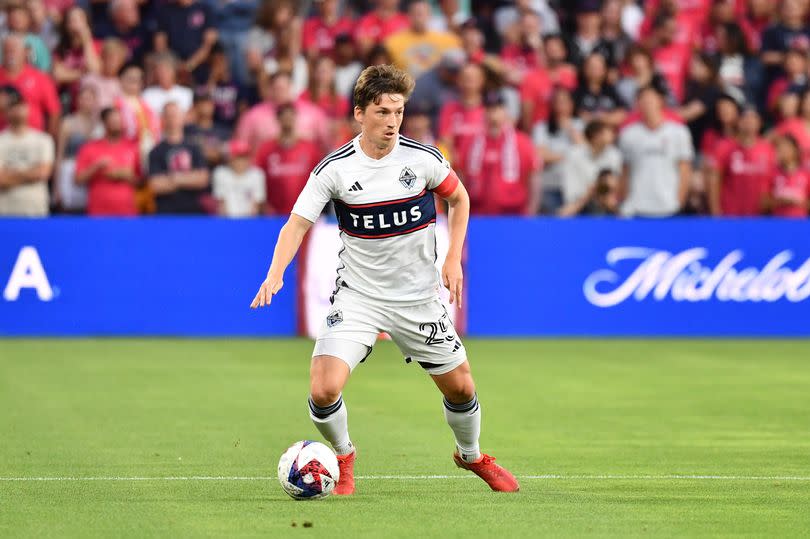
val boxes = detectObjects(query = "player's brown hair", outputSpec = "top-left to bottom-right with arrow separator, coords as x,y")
353,64 -> 415,111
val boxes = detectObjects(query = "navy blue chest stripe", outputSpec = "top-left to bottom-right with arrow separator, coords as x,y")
333,190 -> 437,239
314,149 -> 355,176
313,142 -> 354,175
400,136 -> 443,162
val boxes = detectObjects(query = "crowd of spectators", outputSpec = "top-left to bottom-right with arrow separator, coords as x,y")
0,0 -> 809,218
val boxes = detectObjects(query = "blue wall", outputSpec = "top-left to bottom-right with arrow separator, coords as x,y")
0,218 -> 294,336
467,218 -> 810,336
3,217 -> 810,336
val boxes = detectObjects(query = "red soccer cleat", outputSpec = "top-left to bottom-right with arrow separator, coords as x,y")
334,450 -> 356,495
453,452 -> 520,492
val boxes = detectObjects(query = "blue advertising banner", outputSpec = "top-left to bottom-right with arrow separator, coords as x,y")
467,218 -> 810,336
3,218 -> 810,336
0,218 -> 295,336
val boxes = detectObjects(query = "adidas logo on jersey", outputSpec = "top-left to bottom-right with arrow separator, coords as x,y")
348,182 -> 363,192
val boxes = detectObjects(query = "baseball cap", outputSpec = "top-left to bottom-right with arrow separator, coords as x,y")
439,49 -> 466,72
229,139 -> 250,158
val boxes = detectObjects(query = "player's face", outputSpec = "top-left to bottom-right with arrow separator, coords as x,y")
355,93 -> 405,147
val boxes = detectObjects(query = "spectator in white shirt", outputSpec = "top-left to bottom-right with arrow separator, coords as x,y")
561,119 -> 622,208
212,139 -> 265,217
142,51 -> 193,115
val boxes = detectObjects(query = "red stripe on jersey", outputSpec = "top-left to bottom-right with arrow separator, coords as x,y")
344,189 -> 428,208
340,219 -> 436,239
432,170 -> 459,198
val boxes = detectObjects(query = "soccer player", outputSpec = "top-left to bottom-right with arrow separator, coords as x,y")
250,64 -> 519,495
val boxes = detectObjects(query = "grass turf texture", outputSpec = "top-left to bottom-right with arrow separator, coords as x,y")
1,339 -> 810,538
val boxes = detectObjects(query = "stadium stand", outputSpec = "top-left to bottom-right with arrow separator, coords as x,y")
0,0 -> 808,218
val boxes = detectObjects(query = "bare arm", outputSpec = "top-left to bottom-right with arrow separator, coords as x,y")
184,29 -> 219,72
677,100 -> 706,122
154,32 -> 168,53
1,163 -> 53,186
705,165 -> 722,216
75,158 -> 108,185
171,169 -> 210,189
440,180 -> 470,307
250,213 -> 314,308
678,160 -> 692,210
148,174 -> 176,194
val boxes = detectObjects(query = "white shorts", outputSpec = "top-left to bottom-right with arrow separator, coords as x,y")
312,287 -> 467,375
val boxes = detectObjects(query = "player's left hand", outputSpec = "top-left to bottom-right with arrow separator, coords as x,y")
442,258 -> 463,307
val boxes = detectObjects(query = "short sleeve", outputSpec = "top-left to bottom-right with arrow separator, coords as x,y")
291,170 -> 336,222
251,168 -> 266,203
148,145 -> 167,176
212,167 -> 226,198
39,134 -> 55,164
617,129 -> 633,162
190,144 -> 206,169
532,123 -> 549,146
74,145 -> 91,175
676,125 -> 694,162
760,26 -> 782,53
424,150 -> 456,195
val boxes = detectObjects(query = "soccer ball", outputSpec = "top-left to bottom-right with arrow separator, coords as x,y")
277,440 -> 340,500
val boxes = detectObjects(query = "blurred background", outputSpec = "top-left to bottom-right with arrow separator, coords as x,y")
1,0 -> 810,336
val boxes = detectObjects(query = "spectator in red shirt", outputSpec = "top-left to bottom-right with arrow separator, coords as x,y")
543,34 -> 578,90
456,91 -> 541,215
52,6 -> 101,107
0,34 -> 60,137
519,65 -> 552,130
437,62 -> 485,160
254,103 -> 321,215
354,0 -> 409,58
766,133 -> 810,217
705,106 -> 774,216
300,56 -> 351,148
701,92 -> 741,160
646,10 -> 691,103
75,107 -> 142,216
235,71 -> 329,152
773,88 -> 810,168
499,9 -> 543,84
302,0 -> 353,60
80,37 -> 127,112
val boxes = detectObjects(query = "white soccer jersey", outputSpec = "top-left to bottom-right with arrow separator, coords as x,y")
292,134 -> 457,304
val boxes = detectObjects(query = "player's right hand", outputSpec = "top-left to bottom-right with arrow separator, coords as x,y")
250,276 -> 284,308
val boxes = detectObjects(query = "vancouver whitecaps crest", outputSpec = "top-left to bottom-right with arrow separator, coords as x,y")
399,167 -> 417,189
583,247 -> 810,308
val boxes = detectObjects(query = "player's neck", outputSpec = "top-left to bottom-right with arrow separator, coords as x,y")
358,133 -> 396,160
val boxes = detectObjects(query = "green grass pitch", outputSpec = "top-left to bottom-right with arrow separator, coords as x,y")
2,338 -> 810,538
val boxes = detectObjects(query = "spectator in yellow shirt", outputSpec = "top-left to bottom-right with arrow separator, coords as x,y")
384,0 -> 462,79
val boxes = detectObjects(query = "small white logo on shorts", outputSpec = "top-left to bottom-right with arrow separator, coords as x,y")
326,309 -> 343,327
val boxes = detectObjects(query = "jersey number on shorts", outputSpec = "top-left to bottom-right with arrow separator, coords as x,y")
419,313 -> 455,346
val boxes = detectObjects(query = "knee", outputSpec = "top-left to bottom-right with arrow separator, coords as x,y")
443,380 -> 476,405
309,379 -> 343,407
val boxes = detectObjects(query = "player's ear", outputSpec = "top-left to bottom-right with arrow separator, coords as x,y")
353,105 -> 364,124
